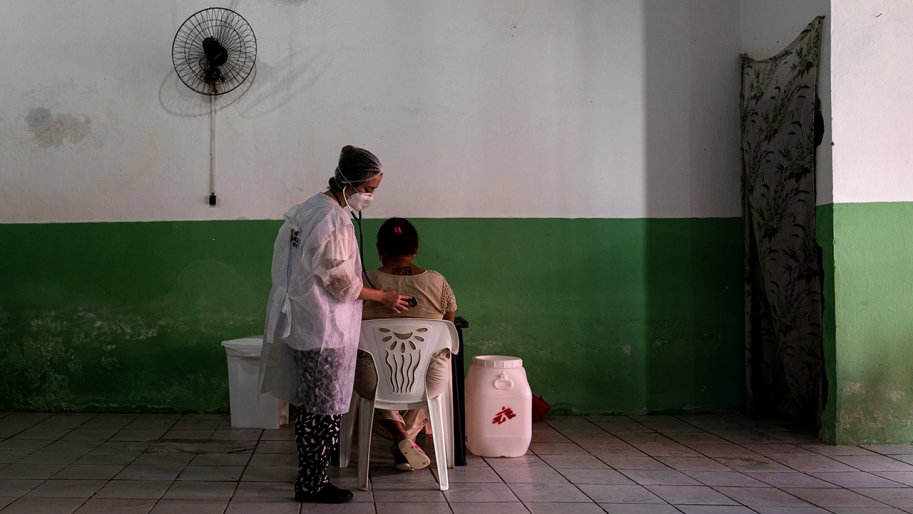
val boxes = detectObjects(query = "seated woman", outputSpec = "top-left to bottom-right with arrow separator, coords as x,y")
356,217 -> 457,471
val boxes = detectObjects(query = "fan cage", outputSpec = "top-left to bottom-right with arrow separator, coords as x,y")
172,7 -> 257,95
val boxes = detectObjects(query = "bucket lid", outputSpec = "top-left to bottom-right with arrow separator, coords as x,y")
472,355 -> 523,368
221,336 -> 264,358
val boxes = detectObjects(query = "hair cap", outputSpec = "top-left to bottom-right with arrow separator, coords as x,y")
333,145 -> 383,188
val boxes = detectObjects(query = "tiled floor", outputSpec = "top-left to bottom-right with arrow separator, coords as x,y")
2,412 -> 913,513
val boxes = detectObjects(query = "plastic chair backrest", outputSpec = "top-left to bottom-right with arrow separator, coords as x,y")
359,318 -> 457,406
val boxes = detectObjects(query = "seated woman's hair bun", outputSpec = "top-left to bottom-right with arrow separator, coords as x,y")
377,217 -> 418,257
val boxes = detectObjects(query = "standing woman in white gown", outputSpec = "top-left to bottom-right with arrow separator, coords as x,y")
259,145 -> 412,504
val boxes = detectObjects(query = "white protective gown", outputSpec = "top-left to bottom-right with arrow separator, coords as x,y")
258,193 -> 363,415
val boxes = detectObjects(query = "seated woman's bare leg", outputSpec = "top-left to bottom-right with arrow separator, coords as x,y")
377,419 -> 409,464
378,419 -> 409,444
375,413 -> 411,469
376,412 -> 430,471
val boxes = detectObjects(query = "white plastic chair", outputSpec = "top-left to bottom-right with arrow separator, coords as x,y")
339,318 -> 458,491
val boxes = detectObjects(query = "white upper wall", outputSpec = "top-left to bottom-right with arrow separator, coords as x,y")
831,0 -> 913,204
740,0 -> 832,205
0,0 -> 741,222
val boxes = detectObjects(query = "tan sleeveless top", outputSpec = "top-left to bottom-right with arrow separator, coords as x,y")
361,269 -> 457,321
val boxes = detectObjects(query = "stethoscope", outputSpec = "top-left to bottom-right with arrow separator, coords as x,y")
352,210 -> 379,290
331,187 -> 378,290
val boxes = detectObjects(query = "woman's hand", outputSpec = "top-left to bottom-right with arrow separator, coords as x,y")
380,289 -> 412,314
359,286 -> 412,313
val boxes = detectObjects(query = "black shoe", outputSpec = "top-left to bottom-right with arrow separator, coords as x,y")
295,483 -> 354,503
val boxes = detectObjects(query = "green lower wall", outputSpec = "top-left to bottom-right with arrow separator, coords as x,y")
818,202 -> 913,444
817,204 -> 837,443
0,217 -> 744,414
0,221 -> 278,411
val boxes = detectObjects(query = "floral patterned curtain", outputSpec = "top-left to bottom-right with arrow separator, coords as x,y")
740,17 -> 825,425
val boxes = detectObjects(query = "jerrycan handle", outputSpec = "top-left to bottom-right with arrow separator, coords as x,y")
493,372 -> 514,390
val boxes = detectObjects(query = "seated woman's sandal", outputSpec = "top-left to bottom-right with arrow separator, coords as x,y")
395,439 -> 431,471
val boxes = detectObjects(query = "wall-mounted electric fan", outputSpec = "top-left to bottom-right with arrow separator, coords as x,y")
172,7 -> 257,205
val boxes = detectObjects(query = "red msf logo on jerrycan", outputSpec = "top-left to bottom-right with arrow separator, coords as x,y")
492,406 -> 517,425
465,355 -> 532,457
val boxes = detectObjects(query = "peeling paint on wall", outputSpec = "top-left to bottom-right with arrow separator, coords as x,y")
0,220 -> 278,412
26,107 -> 91,147
823,203 -> 913,443
838,379 -> 913,444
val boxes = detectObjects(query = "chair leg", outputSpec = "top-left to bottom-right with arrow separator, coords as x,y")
357,398 -> 375,491
443,382 -> 455,469
427,396 -> 449,491
339,394 -> 358,468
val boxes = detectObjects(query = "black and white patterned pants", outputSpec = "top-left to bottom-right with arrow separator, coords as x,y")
293,407 -> 341,495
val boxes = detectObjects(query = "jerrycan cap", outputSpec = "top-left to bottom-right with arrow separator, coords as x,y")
472,355 -> 523,369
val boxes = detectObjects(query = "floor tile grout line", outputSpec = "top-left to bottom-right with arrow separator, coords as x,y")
691,431 -> 905,514
539,416 -> 864,512
6,414 -> 913,512
534,420 -> 677,510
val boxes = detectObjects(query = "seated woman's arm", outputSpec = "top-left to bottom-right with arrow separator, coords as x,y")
441,275 -> 457,323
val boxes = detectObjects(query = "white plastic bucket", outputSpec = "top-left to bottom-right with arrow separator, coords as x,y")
221,337 -> 288,429
465,355 -> 532,457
